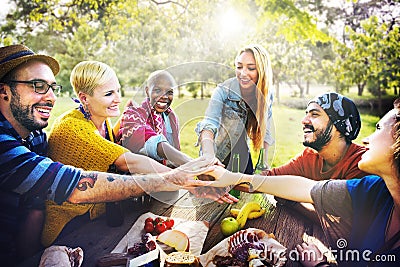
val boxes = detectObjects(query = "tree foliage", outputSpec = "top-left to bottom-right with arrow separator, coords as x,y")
1,0 -> 399,103
352,17 -> 399,96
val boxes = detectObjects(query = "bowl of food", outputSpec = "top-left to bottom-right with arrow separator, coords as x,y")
198,228 -> 287,267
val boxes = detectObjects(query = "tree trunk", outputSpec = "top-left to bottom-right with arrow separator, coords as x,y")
378,83 -> 383,116
201,82 -> 204,100
335,80 -> 340,93
275,81 -> 280,104
294,76 -> 304,98
298,83 -> 305,98
357,81 -> 365,96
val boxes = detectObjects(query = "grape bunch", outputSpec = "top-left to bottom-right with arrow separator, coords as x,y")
127,233 -> 157,258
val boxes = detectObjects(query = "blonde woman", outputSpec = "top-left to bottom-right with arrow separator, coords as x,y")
0,45 -> 214,263
43,61 -> 173,246
43,61 -> 233,246
196,44 -> 274,174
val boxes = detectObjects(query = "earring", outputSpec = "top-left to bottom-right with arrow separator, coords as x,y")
77,103 -> 91,120
3,96 -> 8,101
71,97 -> 91,120
82,103 -> 91,120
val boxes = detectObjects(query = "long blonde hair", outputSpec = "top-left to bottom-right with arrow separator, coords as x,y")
236,44 -> 273,151
70,60 -> 116,96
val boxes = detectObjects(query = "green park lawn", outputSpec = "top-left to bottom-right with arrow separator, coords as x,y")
46,92 -> 379,168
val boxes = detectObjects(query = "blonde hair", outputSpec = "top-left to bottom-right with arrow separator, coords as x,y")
70,60 -> 117,96
235,44 -> 273,151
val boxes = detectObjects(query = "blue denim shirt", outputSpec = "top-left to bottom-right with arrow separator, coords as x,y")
141,113 -> 173,161
195,77 -> 274,165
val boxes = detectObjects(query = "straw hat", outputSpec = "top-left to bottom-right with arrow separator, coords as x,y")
0,44 -> 60,80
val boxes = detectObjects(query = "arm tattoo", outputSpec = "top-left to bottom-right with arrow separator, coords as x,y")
107,175 -> 115,182
77,172 -> 98,191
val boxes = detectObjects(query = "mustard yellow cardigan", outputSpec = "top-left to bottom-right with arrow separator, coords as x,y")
42,109 -> 129,246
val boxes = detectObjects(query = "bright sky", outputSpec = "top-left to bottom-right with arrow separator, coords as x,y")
0,0 -> 12,21
218,8 -> 242,36
215,6 -> 255,43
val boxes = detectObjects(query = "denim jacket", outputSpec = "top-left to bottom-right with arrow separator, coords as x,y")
195,77 -> 274,165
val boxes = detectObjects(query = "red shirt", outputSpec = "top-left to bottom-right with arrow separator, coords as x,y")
266,143 -> 369,180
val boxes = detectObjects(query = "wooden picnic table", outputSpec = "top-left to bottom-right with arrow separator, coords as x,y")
19,190 -> 329,267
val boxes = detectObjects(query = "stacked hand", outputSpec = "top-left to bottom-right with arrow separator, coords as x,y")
163,159 -> 217,188
188,155 -> 224,171
163,156 -> 242,203
296,242 -> 329,267
201,165 -> 244,188
189,187 -> 238,204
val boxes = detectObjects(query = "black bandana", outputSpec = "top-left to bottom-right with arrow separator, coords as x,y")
308,93 -> 361,141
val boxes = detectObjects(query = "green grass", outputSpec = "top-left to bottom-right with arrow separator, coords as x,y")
46,94 -> 379,168
47,97 -> 79,127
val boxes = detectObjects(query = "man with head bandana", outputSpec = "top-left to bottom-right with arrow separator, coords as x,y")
261,92 -> 369,221
264,92 -> 368,180
306,93 -> 361,150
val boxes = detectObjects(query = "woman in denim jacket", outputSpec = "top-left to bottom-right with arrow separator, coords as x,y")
196,44 -> 274,174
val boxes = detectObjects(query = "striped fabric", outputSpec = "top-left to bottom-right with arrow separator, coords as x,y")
117,98 -> 180,155
0,111 -> 81,263
0,112 -> 81,205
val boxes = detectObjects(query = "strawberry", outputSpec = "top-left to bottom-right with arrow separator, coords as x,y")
154,217 -> 164,225
155,222 -> 167,234
144,221 -> 154,233
164,218 -> 174,229
144,217 -> 154,224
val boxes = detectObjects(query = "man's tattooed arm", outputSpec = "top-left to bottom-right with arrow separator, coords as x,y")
67,161 -> 213,204
77,172 -> 98,191
67,170 -> 175,204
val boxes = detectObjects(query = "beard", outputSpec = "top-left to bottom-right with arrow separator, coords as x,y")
10,92 -> 49,132
303,120 -> 334,152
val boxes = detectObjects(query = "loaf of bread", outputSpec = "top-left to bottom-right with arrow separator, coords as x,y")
39,245 -> 83,267
165,252 -> 201,267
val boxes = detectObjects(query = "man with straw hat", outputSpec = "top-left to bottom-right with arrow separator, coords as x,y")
0,44 -> 215,265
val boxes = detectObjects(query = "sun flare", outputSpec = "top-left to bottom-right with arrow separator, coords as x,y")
218,8 -> 242,38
